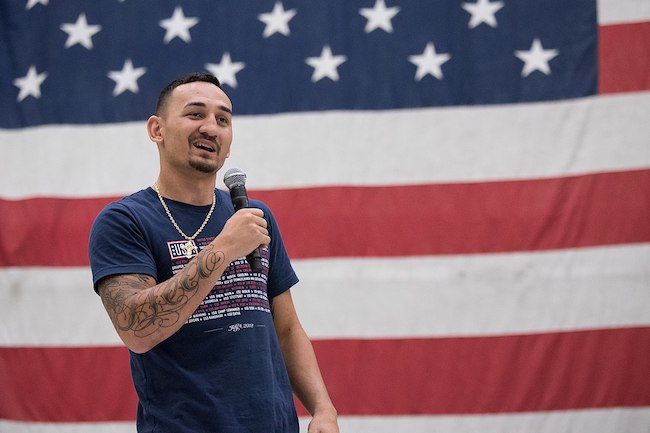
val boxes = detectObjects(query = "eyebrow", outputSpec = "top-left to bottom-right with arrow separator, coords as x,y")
183,101 -> 233,115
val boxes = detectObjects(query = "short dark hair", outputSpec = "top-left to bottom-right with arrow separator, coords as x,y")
155,72 -> 222,115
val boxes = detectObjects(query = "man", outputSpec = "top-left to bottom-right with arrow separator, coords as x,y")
88,72 -> 339,433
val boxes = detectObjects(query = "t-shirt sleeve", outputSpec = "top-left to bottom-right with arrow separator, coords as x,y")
88,202 -> 157,293
260,202 -> 299,299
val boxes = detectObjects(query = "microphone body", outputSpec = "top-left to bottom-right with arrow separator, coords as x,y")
223,168 -> 263,273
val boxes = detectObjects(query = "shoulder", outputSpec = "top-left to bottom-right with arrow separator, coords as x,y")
90,188 -> 161,240
250,198 -> 272,213
96,188 -> 157,220
109,188 -> 157,212
216,188 -> 273,215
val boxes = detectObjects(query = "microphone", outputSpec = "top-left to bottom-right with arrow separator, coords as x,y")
223,167 -> 263,273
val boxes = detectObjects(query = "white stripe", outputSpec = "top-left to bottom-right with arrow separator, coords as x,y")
1,244 -> 648,346
293,243 -> 650,338
0,422 -> 136,433
324,409 -> 650,433
598,0 -> 650,24
0,267 -> 121,346
1,408 -> 649,433
1,93 -> 649,199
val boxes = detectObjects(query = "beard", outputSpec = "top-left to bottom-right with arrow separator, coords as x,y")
189,157 -> 219,174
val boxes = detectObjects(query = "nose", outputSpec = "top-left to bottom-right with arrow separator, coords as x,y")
198,115 -> 219,136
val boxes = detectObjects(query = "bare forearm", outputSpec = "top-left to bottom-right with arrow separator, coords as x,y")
279,327 -> 337,420
99,243 -> 228,353
272,290 -> 339,432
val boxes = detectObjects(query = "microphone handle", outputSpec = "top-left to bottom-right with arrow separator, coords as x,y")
229,186 -> 263,273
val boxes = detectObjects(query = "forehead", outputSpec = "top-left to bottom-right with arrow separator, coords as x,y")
168,81 -> 232,112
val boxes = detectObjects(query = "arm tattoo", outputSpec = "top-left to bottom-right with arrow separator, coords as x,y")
98,245 -> 226,337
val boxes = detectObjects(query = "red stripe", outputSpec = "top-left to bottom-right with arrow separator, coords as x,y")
0,346 -> 135,422
314,328 -> 650,416
0,196 -> 109,268
266,169 -> 650,259
599,22 -> 650,93
1,169 -> 649,267
1,328 -> 648,422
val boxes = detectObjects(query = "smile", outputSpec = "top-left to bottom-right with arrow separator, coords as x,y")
193,141 -> 216,153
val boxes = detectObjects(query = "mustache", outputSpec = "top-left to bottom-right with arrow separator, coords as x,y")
190,132 -> 220,149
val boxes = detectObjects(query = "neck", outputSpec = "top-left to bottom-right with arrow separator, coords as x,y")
154,174 -> 216,206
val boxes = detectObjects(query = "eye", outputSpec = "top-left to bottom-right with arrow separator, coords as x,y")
217,116 -> 231,126
187,112 -> 203,119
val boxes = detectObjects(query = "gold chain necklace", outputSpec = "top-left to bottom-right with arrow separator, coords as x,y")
153,183 -> 216,259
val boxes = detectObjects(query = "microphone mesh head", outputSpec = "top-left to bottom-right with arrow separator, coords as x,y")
223,167 -> 247,189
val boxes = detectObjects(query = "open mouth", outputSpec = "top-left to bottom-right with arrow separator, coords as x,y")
193,142 -> 216,153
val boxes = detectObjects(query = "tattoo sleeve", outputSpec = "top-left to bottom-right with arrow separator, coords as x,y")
98,245 -> 226,338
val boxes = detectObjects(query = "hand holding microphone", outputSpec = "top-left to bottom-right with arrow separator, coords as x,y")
223,167 -> 264,273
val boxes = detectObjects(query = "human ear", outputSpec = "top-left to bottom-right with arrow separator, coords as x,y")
146,115 -> 164,144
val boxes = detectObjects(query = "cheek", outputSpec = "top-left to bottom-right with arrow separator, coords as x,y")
220,130 -> 233,154
165,128 -> 190,148
222,143 -> 232,158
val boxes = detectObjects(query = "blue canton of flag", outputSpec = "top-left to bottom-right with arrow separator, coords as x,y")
1,0 -> 596,128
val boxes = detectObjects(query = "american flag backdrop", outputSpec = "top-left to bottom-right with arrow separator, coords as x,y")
1,0 -> 649,431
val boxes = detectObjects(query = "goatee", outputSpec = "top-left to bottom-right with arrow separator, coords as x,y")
189,159 -> 218,174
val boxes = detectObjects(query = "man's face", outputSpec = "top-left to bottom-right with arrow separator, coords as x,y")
155,81 -> 233,175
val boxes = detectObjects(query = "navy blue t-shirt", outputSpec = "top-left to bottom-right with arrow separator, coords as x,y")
88,187 -> 299,433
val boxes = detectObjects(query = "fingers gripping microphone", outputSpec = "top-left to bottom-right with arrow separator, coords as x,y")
223,167 -> 263,273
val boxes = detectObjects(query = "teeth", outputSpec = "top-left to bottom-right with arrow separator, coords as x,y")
194,143 -> 214,152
